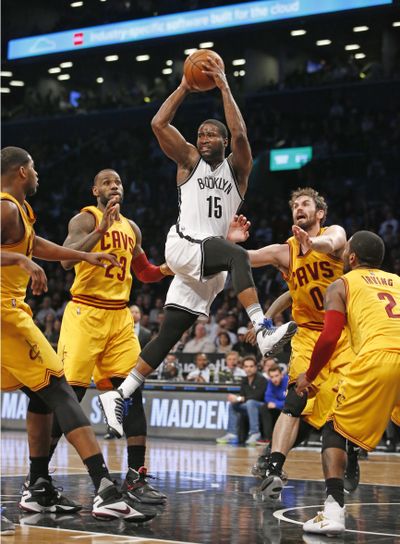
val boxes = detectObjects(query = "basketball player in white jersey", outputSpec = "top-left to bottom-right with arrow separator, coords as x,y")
99,55 -> 296,437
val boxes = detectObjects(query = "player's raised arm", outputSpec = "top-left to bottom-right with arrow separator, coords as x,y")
60,198 -> 119,269
202,56 -> 252,195
129,220 -> 173,282
292,224 -> 346,256
151,76 -> 199,174
247,244 -> 290,273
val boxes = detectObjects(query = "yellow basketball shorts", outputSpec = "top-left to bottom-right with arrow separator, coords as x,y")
288,326 -> 353,429
1,299 -> 64,391
331,350 -> 400,451
58,301 -> 141,390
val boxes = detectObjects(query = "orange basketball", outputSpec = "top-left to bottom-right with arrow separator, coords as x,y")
183,49 -> 225,91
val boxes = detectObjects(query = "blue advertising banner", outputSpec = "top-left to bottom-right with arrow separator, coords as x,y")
8,0 -> 391,60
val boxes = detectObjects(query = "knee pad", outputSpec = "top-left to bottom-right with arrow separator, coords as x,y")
36,376 -> 90,436
21,386 -> 53,415
123,388 -> 147,438
322,420 -> 346,452
282,383 -> 308,418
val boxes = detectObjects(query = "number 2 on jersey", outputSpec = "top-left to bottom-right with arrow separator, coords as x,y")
377,292 -> 400,318
206,196 -> 222,219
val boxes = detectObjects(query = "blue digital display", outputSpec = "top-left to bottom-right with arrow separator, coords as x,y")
8,0 -> 392,60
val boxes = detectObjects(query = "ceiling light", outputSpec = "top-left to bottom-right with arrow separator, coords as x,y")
70,1 -> 83,7
60,61 -> 73,68
239,70 -> 245,76
233,71 -> 239,77
291,29 -> 306,36
0,71 -> 12,77
162,68 -> 172,75
57,74 -> 70,80
0,87 -> 11,93
232,59 -> 246,66
316,39 -> 332,46
136,54 -> 150,62
353,25 -> 369,32
345,44 -> 360,51
105,55 -> 119,62
48,67 -> 61,74
199,42 -> 214,48
184,48 -> 197,55
96,77 -> 104,83
100,0 -> 107,2
10,80 -> 24,87
144,96 -> 151,103
392,21 -> 400,27
166,60 -> 173,66
354,53 -> 366,59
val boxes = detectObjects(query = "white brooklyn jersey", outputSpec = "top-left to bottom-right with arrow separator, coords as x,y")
176,157 -> 243,241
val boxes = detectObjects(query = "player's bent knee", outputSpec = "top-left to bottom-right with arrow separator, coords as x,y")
124,388 -> 147,437
36,376 -> 90,435
321,420 -> 346,452
282,384 -> 308,417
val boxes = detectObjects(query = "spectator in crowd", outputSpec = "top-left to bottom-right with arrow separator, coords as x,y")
43,314 -> 61,350
219,351 -> 246,383
261,357 -> 278,380
183,323 -> 216,354
232,326 -> 258,357
216,355 -> 267,446
35,296 -> 57,326
216,331 -> 233,354
186,353 -> 211,383
259,364 -> 289,443
157,353 -> 183,381
130,304 -> 152,349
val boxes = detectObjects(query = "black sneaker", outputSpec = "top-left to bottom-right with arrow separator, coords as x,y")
0,509 -> 15,535
259,463 -> 284,501
344,445 -> 360,493
252,445 -> 272,479
19,477 -> 82,513
121,467 -> 166,505
92,480 -> 153,522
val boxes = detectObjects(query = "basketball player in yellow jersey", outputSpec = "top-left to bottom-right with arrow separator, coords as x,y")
296,231 -> 400,535
247,187 -> 353,499
1,146 -> 148,521
50,168 -> 171,506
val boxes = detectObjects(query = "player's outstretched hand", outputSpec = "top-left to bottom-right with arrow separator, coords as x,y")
160,263 -> 174,276
244,327 -> 257,345
202,56 -> 228,90
18,256 -> 48,295
292,225 -> 312,253
227,214 -> 251,243
85,252 -> 121,268
98,197 -> 120,233
295,372 -> 311,397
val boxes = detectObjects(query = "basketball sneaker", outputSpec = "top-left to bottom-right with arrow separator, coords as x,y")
256,319 -> 297,357
344,444 -> 360,493
0,509 -> 15,536
245,432 -> 261,446
259,463 -> 285,501
19,476 -> 82,513
121,467 -> 166,505
252,445 -> 271,478
216,433 -> 239,444
303,495 -> 345,535
99,389 -> 125,438
92,479 -> 151,521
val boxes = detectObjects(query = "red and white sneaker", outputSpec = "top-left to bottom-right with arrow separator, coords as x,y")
92,480 -> 154,522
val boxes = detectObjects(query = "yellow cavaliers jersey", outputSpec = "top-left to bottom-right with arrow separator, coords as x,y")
1,192 -> 35,303
70,206 -> 136,308
342,268 -> 400,356
285,228 -> 344,330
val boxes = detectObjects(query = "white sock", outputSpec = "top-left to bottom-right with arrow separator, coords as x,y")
119,368 -> 145,398
246,303 -> 265,329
